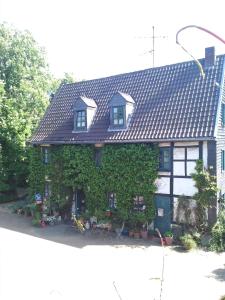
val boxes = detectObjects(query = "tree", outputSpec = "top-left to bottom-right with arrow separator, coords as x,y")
0,23 -> 52,194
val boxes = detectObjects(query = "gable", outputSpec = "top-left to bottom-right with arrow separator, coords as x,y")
30,55 -> 225,144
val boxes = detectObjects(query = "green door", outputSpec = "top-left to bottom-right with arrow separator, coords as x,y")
154,195 -> 171,234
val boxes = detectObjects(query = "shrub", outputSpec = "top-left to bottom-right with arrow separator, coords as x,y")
209,211 -> 225,252
180,234 -> 197,250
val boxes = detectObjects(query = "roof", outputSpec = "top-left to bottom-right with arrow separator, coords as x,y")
30,55 -> 225,144
79,96 -> 97,108
118,91 -> 135,104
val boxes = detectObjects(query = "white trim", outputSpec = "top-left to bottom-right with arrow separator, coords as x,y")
213,59 -> 225,138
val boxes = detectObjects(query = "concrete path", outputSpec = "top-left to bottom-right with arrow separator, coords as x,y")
0,204 -> 225,300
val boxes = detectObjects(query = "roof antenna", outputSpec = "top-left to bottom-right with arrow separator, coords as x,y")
176,25 -> 225,78
137,26 -> 167,67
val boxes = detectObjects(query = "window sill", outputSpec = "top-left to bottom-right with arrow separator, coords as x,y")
108,127 -> 127,132
72,130 -> 88,133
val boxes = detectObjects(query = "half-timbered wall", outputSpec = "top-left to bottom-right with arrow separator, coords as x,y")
156,141 -> 203,222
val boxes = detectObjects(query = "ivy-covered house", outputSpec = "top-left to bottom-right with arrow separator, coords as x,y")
29,47 -> 225,233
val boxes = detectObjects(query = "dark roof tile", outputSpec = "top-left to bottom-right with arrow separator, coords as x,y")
31,55 -> 225,144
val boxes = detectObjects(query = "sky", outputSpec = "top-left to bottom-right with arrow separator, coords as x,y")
0,0 -> 224,80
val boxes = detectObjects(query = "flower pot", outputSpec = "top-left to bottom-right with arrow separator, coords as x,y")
164,236 -> 173,246
133,231 -> 141,239
105,210 -> 112,217
129,230 -> 134,238
140,230 -> 148,239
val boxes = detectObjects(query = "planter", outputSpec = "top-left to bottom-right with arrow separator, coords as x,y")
140,230 -> 148,239
105,210 -> 112,217
133,231 -> 141,239
164,236 -> 173,246
92,222 -> 97,229
129,230 -> 134,238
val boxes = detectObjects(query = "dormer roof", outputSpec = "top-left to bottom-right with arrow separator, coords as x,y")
74,96 -> 97,110
109,92 -> 135,107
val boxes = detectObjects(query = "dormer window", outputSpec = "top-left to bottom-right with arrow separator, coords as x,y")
76,110 -> 86,130
109,92 -> 135,131
73,96 -> 97,133
113,106 -> 125,126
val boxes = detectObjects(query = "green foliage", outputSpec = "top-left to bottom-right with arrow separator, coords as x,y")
28,144 -> 158,224
191,160 -> 218,230
0,23 -> 52,192
101,144 -> 158,225
164,230 -> 173,237
180,233 -> 197,250
28,147 -> 45,198
209,210 -> 225,252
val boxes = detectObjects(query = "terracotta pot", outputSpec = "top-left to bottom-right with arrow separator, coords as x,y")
129,230 -> 134,238
164,236 -> 173,246
140,230 -> 148,239
133,231 -> 140,239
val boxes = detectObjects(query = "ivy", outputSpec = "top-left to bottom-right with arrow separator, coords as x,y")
28,147 -> 45,198
191,159 -> 218,230
28,144 -> 159,226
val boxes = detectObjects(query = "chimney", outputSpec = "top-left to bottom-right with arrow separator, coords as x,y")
205,47 -> 216,69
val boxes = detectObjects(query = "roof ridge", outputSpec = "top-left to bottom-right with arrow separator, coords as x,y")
62,54 -> 225,87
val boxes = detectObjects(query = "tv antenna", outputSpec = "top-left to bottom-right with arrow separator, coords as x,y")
137,26 -> 167,67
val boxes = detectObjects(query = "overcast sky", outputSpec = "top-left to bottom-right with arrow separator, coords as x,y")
0,0 -> 224,80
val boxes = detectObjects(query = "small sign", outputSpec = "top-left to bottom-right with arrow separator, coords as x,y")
35,193 -> 42,204
158,208 -> 164,217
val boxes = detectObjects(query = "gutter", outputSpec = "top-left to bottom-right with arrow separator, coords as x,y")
29,136 -> 216,146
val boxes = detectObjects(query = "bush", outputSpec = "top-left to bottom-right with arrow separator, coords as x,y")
209,211 -> 225,252
180,234 -> 197,250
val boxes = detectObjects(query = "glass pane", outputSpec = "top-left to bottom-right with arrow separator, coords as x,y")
114,119 -> 118,125
77,122 -> 81,127
82,122 -> 85,127
119,118 -> 124,125
113,107 -> 118,113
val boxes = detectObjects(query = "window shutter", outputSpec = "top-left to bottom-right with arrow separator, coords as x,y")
222,103 -> 225,126
222,150 -> 225,171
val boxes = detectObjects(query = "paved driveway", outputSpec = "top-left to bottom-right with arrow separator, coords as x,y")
0,204 -> 225,300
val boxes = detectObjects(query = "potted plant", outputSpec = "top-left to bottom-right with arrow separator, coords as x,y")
164,230 -> 173,246
140,222 -> 148,239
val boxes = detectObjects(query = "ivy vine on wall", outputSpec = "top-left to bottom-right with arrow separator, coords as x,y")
28,143 -> 159,224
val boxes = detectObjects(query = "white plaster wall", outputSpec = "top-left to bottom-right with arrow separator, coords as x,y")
173,161 -> 185,176
173,148 -> 185,159
203,141 -> 208,168
158,171 -> 171,176
87,108 -> 96,129
155,177 -> 170,194
159,142 -> 171,147
126,103 -> 134,119
174,142 -> 199,147
187,147 -> 199,159
173,178 -> 197,196
187,161 -> 196,176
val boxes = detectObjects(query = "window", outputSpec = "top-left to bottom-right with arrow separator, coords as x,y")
222,103 -> 225,126
134,196 -> 145,212
76,110 -> 86,130
108,192 -> 117,209
159,147 -> 171,171
112,106 -> 124,126
44,182 -> 51,198
95,148 -> 102,167
42,147 -> 49,164
221,150 -> 225,171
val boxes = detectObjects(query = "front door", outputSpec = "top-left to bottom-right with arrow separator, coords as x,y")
154,195 -> 171,234
75,189 -> 85,216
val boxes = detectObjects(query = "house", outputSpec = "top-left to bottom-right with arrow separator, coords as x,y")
30,47 -> 225,233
